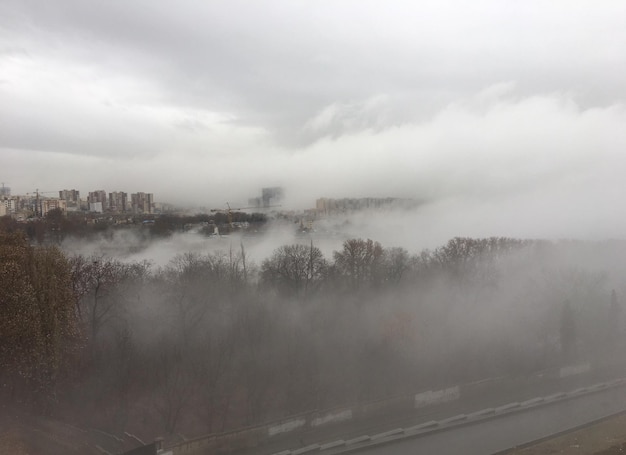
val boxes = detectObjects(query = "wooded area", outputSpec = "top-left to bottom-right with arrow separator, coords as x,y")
2,227 -> 625,444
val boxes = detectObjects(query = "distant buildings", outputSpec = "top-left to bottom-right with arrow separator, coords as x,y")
41,198 -> 67,216
262,187 -> 283,208
0,194 -> 68,217
88,190 -> 107,213
131,192 -> 154,214
59,189 -> 80,206
1,182 -> 418,222
86,190 -> 153,214
0,186 -> 155,219
2,197 -> 19,216
315,197 -> 419,216
248,187 -> 284,209
109,192 -> 128,213
0,185 -> 11,216
59,189 -> 82,212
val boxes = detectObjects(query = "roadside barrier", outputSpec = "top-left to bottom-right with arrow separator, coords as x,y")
168,361 -> 621,455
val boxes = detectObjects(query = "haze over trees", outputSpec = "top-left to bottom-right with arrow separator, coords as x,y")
2,225 -> 626,443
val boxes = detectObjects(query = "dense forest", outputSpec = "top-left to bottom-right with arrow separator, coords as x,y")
1,220 -> 625,443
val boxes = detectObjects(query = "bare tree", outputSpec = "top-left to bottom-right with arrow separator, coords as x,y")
560,299 -> 577,363
233,302 -> 278,425
192,329 -> 236,433
74,256 -> 150,347
333,238 -> 385,291
383,247 -> 411,284
151,340 -> 196,435
0,232 -> 82,413
607,289 -> 622,351
260,242 -> 328,298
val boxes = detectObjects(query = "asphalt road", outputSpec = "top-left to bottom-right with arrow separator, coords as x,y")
352,385 -> 626,455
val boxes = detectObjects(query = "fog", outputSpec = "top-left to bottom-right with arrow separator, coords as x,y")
5,204 -> 626,450
47,228 -> 626,439
3,1 -> 626,453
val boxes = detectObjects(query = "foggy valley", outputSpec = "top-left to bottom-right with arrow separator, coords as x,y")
4,212 -> 626,453
2,1 -> 626,454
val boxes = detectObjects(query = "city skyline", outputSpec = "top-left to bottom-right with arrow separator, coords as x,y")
2,1 -> 626,241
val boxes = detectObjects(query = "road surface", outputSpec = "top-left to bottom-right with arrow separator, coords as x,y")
353,385 -> 626,455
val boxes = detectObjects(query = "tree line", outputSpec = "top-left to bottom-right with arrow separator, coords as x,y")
0,210 -> 269,245
1,231 -> 625,442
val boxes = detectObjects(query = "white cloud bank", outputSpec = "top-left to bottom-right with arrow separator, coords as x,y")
2,1 -> 626,244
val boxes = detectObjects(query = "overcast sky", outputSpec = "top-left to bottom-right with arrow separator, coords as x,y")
2,1 -> 626,240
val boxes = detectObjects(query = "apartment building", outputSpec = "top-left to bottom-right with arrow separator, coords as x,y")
131,192 -> 154,214
109,191 -> 128,212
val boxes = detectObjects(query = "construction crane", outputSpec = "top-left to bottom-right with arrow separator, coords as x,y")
210,202 -> 281,230
210,203 -> 258,230
27,189 -> 57,197
26,189 -> 57,217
